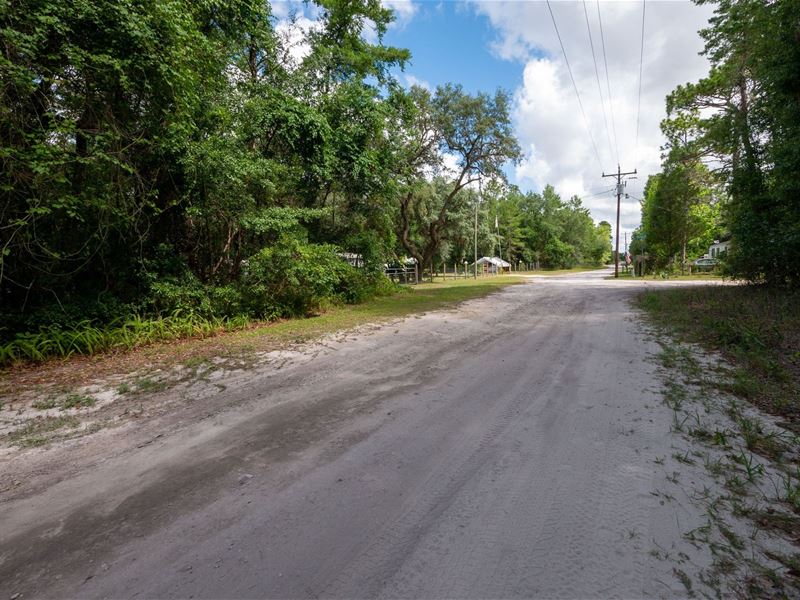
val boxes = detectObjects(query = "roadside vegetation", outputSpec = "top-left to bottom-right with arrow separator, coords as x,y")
0,276 -> 523,412
639,291 -> 800,596
638,286 -> 800,430
629,1 -> 800,287
526,265 -> 607,276
608,270 -> 723,281
1,0 -> 611,368
627,5 -> 800,589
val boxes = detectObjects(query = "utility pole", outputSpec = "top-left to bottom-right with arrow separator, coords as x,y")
624,231 -> 627,273
495,214 -> 499,264
603,165 -> 636,278
474,178 -> 481,279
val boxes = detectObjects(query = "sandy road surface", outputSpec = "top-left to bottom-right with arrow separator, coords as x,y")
1,270 -> 736,598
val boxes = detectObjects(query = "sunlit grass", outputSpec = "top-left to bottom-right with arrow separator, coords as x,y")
525,265 -> 608,276
607,270 -> 723,281
234,275 -> 523,345
1,276 -> 524,370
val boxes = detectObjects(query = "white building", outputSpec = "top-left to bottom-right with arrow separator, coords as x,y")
474,256 -> 511,273
707,240 -> 730,259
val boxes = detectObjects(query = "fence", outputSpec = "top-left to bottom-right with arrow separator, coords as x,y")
385,261 -> 540,284
384,266 -> 418,284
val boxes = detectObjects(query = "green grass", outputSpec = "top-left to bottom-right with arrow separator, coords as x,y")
608,270 -> 723,281
0,311 -> 253,367
1,276 -> 524,372
636,285 -> 800,429
31,393 -> 96,411
60,393 -> 96,410
232,275 -> 524,347
7,415 -> 80,447
31,397 -> 58,410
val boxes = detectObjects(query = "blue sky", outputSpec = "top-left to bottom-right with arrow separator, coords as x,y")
275,0 -> 716,239
379,0 -> 715,240
383,3 -> 527,97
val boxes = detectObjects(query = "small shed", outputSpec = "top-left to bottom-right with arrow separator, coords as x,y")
474,256 -> 511,274
707,240 -> 730,259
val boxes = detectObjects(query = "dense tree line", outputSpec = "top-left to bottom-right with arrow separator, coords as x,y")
633,0 -> 800,284
0,0 -> 610,344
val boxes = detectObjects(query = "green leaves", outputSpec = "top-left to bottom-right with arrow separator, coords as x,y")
240,207 -> 328,236
659,0 -> 800,285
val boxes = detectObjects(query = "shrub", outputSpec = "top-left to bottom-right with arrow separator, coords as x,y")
241,236 -> 354,317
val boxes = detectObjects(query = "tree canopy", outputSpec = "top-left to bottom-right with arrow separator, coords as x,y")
643,0 -> 800,284
0,0 -> 611,347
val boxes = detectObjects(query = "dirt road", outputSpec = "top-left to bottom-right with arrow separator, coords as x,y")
0,269 -> 764,597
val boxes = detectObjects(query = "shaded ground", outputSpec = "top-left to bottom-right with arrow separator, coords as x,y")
1,268 -> 797,598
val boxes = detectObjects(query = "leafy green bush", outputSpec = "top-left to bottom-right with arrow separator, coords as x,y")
0,235 -> 393,366
543,239 -> 577,269
336,268 -> 375,304
241,236 -> 354,317
0,312 -> 252,367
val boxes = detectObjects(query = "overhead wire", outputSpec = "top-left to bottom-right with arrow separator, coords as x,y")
583,187 -> 617,199
595,0 -> 620,166
634,0 -> 647,169
545,0 -> 605,173
582,0 -> 615,167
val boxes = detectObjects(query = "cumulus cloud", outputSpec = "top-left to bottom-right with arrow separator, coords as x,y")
274,1 -> 415,51
472,0 -> 715,236
403,73 -> 432,91
383,0 -> 418,28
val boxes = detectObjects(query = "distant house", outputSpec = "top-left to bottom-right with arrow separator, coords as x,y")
707,240 -> 730,259
474,256 -> 511,274
338,252 -> 364,268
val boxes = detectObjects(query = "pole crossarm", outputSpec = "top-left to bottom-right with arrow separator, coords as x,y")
602,165 -> 637,278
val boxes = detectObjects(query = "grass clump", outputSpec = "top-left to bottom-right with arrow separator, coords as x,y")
31,393 -> 96,411
61,393 -> 95,410
7,415 -> 80,447
0,311 -> 254,368
637,286 -> 800,429
31,398 -> 58,410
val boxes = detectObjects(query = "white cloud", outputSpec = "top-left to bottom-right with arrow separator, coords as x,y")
363,1 -> 419,44
271,1 -> 290,19
403,73 -> 432,91
275,15 -> 321,69
472,0 -> 715,238
383,0 -> 418,28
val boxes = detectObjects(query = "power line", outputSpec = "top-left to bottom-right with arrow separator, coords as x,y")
595,0 -> 619,166
582,0 -> 614,166
634,0 -> 647,169
603,165 -> 637,278
584,187 -> 616,198
545,0 -> 605,173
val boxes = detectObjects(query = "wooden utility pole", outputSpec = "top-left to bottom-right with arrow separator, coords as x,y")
474,179 -> 481,279
603,165 -> 636,278
624,231 -> 627,273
